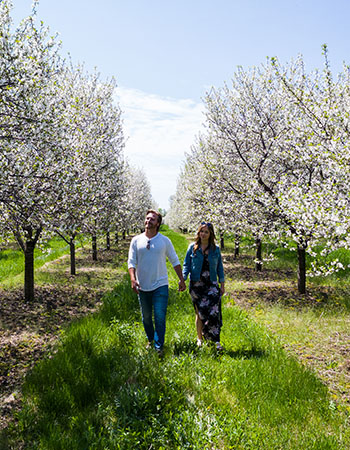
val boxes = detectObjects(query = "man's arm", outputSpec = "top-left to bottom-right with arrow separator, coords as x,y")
164,237 -> 186,291
128,238 -> 140,293
128,267 -> 140,293
173,264 -> 186,291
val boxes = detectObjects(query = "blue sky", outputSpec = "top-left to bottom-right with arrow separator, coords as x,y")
11,0 -> 350,208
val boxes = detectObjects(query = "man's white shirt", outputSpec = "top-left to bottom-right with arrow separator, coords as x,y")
128,233 -> 180,291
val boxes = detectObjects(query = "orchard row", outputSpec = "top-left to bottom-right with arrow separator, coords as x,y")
0,2 -> 154,301
167,48 -> 350,293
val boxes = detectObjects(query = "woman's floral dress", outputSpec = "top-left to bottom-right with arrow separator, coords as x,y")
189,253 -> 222,342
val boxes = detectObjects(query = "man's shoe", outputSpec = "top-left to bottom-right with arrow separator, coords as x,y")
146,341 -> 152,350
197,339 -> 203,347
155,347 -> 164,357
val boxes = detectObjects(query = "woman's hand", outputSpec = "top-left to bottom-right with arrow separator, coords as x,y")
220,283 -> 225,296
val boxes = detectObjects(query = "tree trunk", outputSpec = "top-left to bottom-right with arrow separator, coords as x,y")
24,242 -> 35,302
70,237 -> 76,276
13,225 -> 42,302
122,230 -> 126,240
115,231 -> 119,245
92,234 -> 97,261
255,238 -> 262,272
297,245 -> 306,294
234,234 -> 240,259
106,231 -> 110,250
220,232 -> 225,250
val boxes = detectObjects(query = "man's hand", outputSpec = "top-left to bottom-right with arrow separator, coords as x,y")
128,267 -> 140,293
131,279 -> 140,293
178,279 -> 186,292
173,264 -> 186,292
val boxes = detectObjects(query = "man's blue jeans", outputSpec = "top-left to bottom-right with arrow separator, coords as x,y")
138,285 -> 169,349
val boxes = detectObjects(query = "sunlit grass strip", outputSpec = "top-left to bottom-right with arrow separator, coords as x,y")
11,229 -> 350,449
0,235 -> 87,287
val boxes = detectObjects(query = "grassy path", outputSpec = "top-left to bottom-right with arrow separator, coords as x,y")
1,229 -> 350,449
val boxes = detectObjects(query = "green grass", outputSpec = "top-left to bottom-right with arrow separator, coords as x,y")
4,227 -> 349,449
0,235 -> 87,288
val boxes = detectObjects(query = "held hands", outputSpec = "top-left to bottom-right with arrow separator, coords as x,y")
178,279 -> 186,292
131,279 -> 185,293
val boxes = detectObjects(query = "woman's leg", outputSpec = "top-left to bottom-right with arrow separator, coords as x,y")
194,306 -> 203,342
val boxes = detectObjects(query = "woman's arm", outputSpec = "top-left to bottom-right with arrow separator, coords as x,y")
182,245 -> 192,280
217,247 -> 225,283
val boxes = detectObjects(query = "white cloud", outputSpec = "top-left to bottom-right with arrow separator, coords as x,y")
115,86 -> 205,209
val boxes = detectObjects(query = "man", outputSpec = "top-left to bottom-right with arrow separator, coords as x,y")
128,209 -> 186,353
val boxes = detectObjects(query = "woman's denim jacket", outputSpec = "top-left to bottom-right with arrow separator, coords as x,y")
183,243 -> 225,283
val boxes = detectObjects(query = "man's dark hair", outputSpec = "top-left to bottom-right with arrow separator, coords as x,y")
146,209 -> 162,230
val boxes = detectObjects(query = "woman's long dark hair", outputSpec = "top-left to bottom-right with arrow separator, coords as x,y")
193,223 -> 216,253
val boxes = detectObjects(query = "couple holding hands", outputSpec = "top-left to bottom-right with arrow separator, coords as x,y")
128,210 -> 225,354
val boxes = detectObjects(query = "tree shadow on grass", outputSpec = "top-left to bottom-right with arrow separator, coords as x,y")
223,348 -> 266,359
172,339 -> 198,356
172,339 -> 266,360
232,284 -> 350,312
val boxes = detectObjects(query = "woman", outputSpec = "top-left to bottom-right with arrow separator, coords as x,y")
183,222 -> 225,350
